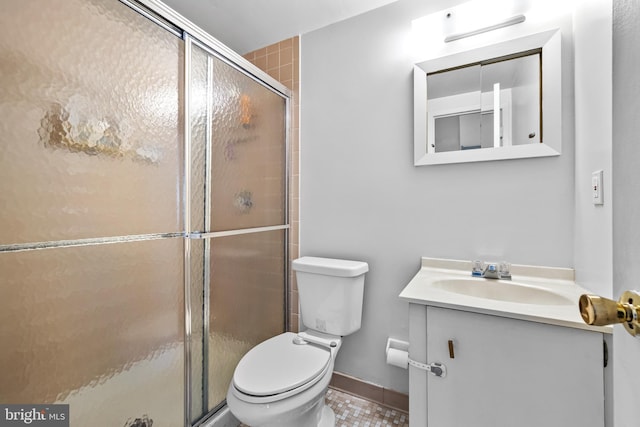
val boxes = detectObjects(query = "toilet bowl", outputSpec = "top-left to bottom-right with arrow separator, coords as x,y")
226,257 -> 368,427
227,331 -> 340,427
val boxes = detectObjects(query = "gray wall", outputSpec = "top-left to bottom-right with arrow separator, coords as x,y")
300,0 -> 576,392
612,0 -> 640,425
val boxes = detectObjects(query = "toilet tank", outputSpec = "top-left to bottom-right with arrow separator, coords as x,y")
292,257 -> 368,336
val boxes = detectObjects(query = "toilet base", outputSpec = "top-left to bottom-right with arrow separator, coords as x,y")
318,405 -> 335,427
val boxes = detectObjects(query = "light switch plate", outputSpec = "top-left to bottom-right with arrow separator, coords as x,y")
592,170 -> 604,205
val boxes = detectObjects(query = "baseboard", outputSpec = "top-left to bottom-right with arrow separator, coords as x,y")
329,371 -> 409,412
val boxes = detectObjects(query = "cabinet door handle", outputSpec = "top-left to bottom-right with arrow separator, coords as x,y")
448,340 -> 455,359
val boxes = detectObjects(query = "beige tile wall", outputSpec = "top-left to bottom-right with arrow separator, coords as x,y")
244,36 -> 300,332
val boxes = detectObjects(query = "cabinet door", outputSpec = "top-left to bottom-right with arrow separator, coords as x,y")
426,306 -> 604,427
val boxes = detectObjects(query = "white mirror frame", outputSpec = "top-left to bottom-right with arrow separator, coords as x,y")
414,28 -> 561,166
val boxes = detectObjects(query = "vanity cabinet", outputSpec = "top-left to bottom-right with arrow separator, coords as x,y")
422,306 -> 604,427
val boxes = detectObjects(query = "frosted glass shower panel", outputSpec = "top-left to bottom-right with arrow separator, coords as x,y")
210,57 -> 287,231
0,238 -> 185,426
189,238 -> 205,421
0,0 -> 183,244
208,230 -> 286,408
190,44 -> 210,233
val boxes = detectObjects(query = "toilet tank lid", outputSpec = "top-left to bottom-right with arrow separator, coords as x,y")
293,256 -> 368,277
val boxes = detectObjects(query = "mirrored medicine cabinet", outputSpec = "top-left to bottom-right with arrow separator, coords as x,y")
414,28 -> 562,165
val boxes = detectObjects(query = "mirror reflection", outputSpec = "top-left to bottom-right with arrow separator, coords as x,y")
427,50 -> 541,153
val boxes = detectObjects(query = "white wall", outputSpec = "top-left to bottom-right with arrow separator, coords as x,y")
300,0 -> 576,393
612,0 -> 640,425
573,0 -> 613,299
573,3 -> 613,425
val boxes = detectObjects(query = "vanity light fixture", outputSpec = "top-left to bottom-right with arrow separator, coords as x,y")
444,14 -> 526,43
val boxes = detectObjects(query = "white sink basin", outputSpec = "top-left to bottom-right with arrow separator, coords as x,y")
399,258 -> 611,333
431,278 -> 574,306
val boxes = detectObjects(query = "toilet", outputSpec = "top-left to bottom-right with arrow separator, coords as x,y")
226,256 -> 369,427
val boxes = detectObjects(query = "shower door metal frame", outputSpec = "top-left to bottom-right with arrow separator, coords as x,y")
123,0 -> 292,97
186,35 -> 291,422
120,1 -> 292,425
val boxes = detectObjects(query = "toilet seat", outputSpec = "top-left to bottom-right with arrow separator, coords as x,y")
232,332 -> 331,403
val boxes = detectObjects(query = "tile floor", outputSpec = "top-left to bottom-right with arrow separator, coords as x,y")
239,387 -> 409,427
326,388 -> 409,427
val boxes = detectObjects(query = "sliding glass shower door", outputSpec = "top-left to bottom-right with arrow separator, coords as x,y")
0,1 -> 290,426
188,40 -> 289,421
0,0 -> 185,426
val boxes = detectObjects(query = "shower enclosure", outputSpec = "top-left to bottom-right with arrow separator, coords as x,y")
0,0 -> 290,426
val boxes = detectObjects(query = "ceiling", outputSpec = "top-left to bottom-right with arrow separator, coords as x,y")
159,0 -> 400,54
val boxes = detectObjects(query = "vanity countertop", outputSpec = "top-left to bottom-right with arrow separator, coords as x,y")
399,257 -> 611,334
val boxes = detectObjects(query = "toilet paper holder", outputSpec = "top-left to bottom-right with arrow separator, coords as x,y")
385,338 -> 410,357
385,338 -> 447,378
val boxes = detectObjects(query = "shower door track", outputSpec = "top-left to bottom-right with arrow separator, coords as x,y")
122,0 -> 291,99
